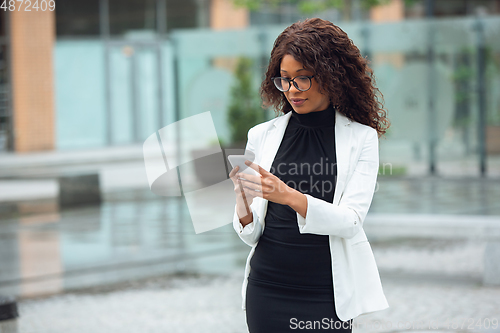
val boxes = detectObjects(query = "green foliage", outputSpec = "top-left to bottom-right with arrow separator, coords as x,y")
403,0 -> 419,7
360,0 -> 390,9
232,0 -> 420,15
451,48 -> 474,109
451,46 -> 500,127
232,0 -> 394,14
209,137 -> 226,146
378,164 -> 406,176
227,57 -> 266,146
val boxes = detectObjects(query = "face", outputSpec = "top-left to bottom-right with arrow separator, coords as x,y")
279,54 -> 330,114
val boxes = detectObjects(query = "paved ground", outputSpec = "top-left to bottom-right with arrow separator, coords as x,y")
1,145 -> 499,333
3,239 -> 497,333
17,277 -> 500,333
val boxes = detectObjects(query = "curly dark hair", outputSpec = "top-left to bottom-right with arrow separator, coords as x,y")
260,18 -> 390,137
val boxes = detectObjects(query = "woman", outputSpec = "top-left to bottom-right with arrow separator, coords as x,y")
229,18 -> 390,332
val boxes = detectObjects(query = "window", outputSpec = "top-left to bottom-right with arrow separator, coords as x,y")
56,0 -> 100,36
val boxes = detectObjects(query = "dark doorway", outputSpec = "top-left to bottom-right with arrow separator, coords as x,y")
0,10 -> 12,152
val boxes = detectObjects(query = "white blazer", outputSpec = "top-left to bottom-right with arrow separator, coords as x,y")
232,109 -> 389,321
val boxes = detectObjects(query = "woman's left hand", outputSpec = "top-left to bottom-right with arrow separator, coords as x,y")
236,160 -> 294,206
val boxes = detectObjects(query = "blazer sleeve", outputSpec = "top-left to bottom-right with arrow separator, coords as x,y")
232,126 -> 263,247
295,127 -> 379,239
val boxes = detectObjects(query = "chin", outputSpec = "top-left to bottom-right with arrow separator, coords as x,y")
293,106 -> 312,113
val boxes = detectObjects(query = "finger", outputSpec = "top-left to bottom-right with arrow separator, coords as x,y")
243,176 -> 268,196
229,165 -> 239,178
236,177 -> 246,192
237,181 -> 254,200
245,160 -> 269,177
237,172 -> 262,185
239,178 -> 259,192
243,185 -> 263,199
230,171 -> 242,187
237,182 -> 254,206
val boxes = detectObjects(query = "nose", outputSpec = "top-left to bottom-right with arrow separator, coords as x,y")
288,81 -> 301,94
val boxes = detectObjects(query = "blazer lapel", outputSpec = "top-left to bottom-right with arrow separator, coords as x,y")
256,109 -> 352,224
333,110 -> 352,205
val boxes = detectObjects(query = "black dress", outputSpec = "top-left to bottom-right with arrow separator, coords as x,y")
245,105 -> 353,333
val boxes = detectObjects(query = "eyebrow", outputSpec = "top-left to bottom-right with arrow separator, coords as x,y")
280,68 -> 307,73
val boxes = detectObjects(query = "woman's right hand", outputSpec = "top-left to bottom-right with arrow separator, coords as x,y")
229,166 -> 257,223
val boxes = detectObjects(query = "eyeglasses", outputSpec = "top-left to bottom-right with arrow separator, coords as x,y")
271,75 -> 315,92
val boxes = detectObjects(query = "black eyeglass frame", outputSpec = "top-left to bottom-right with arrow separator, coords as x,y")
271,75 -> 316,92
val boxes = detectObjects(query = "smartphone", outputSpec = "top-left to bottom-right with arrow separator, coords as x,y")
227,153 -> 260,177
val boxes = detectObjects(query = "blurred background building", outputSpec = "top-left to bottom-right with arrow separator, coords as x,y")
0,0 -> 498,177
0,2 -> 500,327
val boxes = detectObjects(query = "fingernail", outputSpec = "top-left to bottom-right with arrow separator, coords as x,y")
245,160 -> 250,164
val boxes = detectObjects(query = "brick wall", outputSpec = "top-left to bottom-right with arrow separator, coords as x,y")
10,9 -> 56,152
370,0 -> 404,22
210,0 -> 248,30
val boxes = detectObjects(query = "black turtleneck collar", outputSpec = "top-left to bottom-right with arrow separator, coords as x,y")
290,104 -> 336,128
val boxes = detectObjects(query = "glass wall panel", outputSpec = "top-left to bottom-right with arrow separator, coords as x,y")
109,0 -> 157,36
56,0 -> 100,36
108,0 -> 198,37
171,17 -> 500,175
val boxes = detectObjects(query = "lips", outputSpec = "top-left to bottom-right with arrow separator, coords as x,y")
290,98 -> 306,106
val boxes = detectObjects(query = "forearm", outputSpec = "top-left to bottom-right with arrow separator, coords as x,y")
238,209 -> 253,227
233,204 -> 261,247
236,200 -> 253,227
286,188 -> 308,219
